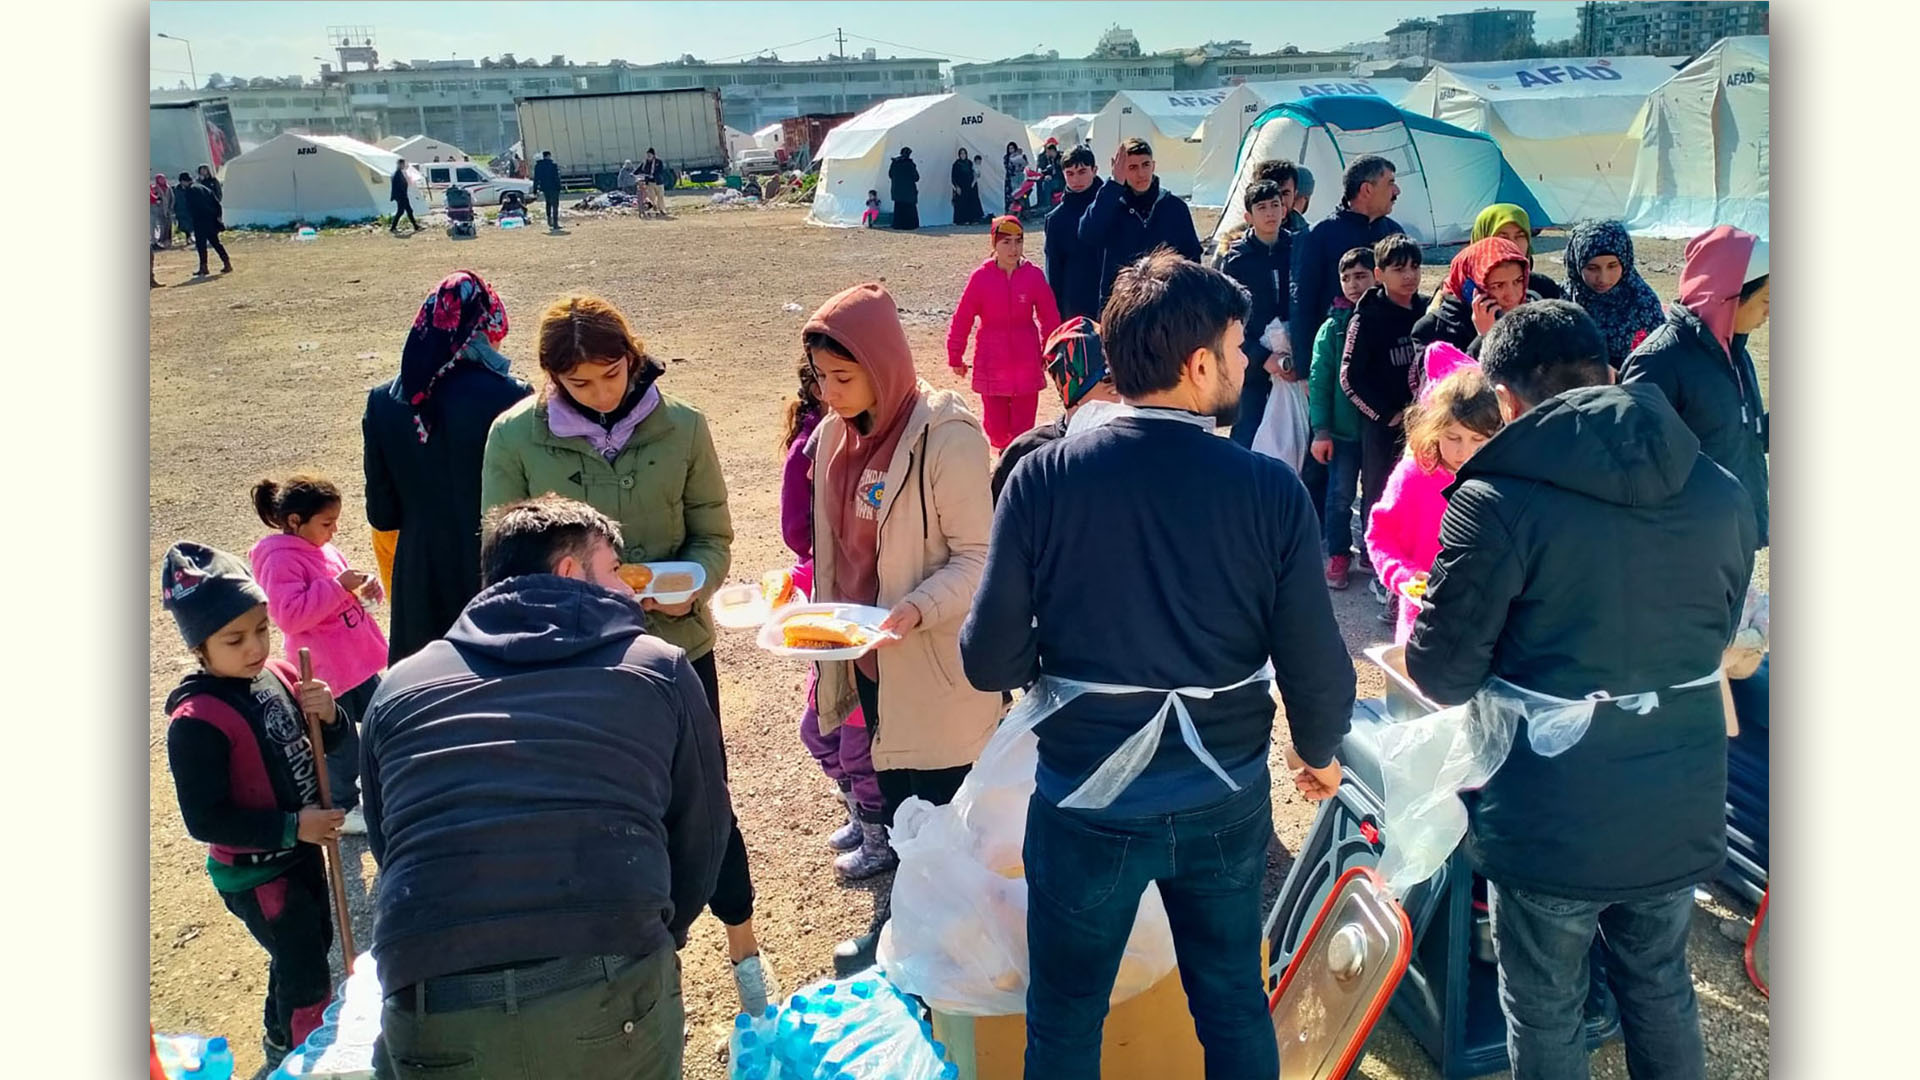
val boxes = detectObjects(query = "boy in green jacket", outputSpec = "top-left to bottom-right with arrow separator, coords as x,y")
1308,246 -> 1375,589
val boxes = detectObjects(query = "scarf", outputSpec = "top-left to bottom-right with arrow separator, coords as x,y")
1472,204 -> 1532,245
1442,237 -> 1530,301
1044,317 -> 1108,409
150,174 -> 169,205
1562,220 -> 1666,366
546,384 -> 662,460
393,270 -> 510,443
1678,225 -> 1759,357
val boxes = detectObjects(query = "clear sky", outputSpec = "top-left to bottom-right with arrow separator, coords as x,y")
149,1 -> 1584,88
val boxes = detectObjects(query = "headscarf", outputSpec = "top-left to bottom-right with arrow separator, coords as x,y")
393,270 -> 510,442
1472,204 -> 1533,249
150,174 -> 169,205
1442,236 -> 1530,301
990,215 -> 1024,240
1562,219 -> 1666,365
1678,225 -> 1760,356
1044,317 -> 1108,409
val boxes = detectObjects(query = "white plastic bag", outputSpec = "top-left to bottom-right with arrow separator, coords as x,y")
1250,379 -> 1310,471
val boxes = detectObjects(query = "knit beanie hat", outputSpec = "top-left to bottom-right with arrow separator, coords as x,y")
160,541 -> 268,648
1294,165 -> 1315,197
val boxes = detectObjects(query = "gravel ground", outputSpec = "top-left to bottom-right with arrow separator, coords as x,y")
148,195 -> 1768,1080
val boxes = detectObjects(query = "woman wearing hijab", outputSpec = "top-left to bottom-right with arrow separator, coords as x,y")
1471,203 -> 1563,300
1560,219 -> 1666,369
480,294 -> 780,1015
1621,226 -> 1771,546
1410,236 -> 1533,357
803,281 -> 998,974
951,148 -> 982,226
888,147 -> 920,230
150,174 -> 173,250
362,271 -> 532,664
1003,140 -> 1029,213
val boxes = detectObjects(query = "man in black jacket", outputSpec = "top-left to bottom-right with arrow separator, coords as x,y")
389,159 -> 419,234
1043,146 -> 1103,320
1289,155 -> 1402,365
1077,137 -> 1202,313
1218,175 -> 1295,449
363,496 -> 732,1080
533,150 -> 562,230
639,148 -> 670,218
178,174 -> 231,276
1406,302 -> 1757,1080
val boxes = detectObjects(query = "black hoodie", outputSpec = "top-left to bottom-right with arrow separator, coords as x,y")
1406,384 -> 1758,900
360,574 -> 733,993
1339,283 -> 1431,424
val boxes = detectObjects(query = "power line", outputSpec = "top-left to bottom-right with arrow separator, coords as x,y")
842,32 -> 993,64
706,32 -> 838,64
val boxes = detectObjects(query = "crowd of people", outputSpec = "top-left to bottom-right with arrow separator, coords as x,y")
157,140 -> 1770,1080
149,163 -> 233,286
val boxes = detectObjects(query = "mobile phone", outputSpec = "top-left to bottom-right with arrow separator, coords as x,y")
1461,280 -> 1478,305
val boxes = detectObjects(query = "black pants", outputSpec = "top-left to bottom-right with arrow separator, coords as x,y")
853,667 -> 972,826
1358,416 -> 1403,542
689,651 -> 755,926
391,195 -> 418,231
543,192 -> 561,229
193,227 -> 230,272
220,847 -> 334,1049
892,201 -> 919,230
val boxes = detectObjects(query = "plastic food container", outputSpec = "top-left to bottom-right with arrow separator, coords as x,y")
623,561 -> 706,607
712,578 -> 808,629
757,603 -> 895,661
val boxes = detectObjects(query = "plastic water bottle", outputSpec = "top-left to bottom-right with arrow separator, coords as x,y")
183,1036 -> 234,1079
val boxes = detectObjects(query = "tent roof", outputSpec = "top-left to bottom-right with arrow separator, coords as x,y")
1415,56 -> 1686,101
816,93 -> 1007,162
392,134 -> 467,159
236,132 -> 403,172
1097,89 -> 1233,140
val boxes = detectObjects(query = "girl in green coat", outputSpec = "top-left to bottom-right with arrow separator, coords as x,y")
479,294 -> 778,1015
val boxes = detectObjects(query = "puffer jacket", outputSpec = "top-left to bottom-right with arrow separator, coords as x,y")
946,258 -> 1063,396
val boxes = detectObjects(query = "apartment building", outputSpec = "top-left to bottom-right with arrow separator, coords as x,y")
1588,2 -> 1770,57
952,38 -> 1357,121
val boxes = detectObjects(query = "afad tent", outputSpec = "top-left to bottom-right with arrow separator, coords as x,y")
808,93 -> 1029,229
223,132 -> 423,228
1623,36 -> 1769,241
1085,89 -> 1229,198
1027,113 -> 1096,154
1208,96 -> 1548,249
390,134 -> 469,163
752,123 -> 783,150
1191,80 -> 1386,207
376,135 -> 406,151
1399,56 -> 1685,223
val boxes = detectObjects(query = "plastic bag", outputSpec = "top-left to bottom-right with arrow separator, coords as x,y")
1250,380 -> 1311,471
878,695 -> 1178,1015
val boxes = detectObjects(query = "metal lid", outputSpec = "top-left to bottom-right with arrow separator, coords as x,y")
1269,866 -> 1413,1080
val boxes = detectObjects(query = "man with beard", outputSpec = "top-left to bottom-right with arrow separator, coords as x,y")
1077,137 -> 1202,314
1043,146 -> 1104,320
962,249 -> 1354,1080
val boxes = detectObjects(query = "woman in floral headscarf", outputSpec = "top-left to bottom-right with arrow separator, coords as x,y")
361,270 -> 532,662
1410,235 -> 1533,357
1561,218 -> 1666,369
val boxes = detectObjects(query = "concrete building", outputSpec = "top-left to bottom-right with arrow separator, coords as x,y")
1587,2 -> 1770,57
1387,9 -> 1535,63
149,83 -> 370,148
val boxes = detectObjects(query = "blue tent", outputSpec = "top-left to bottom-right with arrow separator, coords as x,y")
1209,95 -> 1549,248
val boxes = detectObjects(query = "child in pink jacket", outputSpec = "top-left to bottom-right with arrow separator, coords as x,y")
947,215 -> 1062,450
249,474 -> 388,825
1365,344 -> 1503,643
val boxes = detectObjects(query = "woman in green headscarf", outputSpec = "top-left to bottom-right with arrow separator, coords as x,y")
1472,203 -> 1564,300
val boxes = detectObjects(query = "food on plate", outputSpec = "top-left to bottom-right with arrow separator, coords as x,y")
761,568 -> 799,607
1403,578 -> 1428,598
649,571 -> 697,594
779,613 -> 871,650
617,564 -> 654,590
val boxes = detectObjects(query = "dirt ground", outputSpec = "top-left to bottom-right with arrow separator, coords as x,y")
148,195 -> 1768,1079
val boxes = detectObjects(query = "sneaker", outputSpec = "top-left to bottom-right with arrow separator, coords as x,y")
340,806 -> 367,836
1351,545 -> 1371,574
834,822 -> 899,882
1368,577 -> 1390,604
1378,596 -> 1399,625
828,794 -> 862,852
733,953 -> 779,1017
1325,555 -> 1351,590
262,1032 -> 290,1069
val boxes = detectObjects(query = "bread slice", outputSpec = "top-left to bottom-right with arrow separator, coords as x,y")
779,613 -> 870,649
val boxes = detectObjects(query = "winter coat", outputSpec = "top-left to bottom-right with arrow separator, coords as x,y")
1406,383 -> 1758,900
1340,285 -> 1430,424
1621,302 -> 1770,547
363,364 -> 533,664
888,155 -> 920,205
1364,456 -> 1453,644
179,180 -> 224,233
1218,227 -> 1294,371
1307,303 -> 1361,442
533,157 -> 561,196
1410,292 -> 1484,357
1290,208 -> 1405,363
360,574 -> 732,992
946,258 -> 1063,396
248,534 -> 388,695
1077,178 -> 1202,311
640,157 -> 665,184
1043,185 -> 1102,321
390,168 -> 410,201
812,387 -> 1000,771
480,390 -> 733,662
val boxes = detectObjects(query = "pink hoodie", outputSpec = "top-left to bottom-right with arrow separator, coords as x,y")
946,257 -> 1061,396
249,534 -> 388,694
1678,225 -> 1760,357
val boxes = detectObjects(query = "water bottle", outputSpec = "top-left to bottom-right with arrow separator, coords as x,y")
183,1036 -> 234,1079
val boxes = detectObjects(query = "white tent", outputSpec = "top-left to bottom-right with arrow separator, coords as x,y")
808,93 -> 1029,228
1399,56 -> 1685,223
1624,37 -> 1769,241
1208,96 -> 1549,249
1027,113 -> 1096,154
1085,89 -> 1229,198
1190,81 -> 1389,207
391,134 -> 468,163
725,126 -> 756,160
752,123 -> 783,149
223,133 -> 423,228
376,135 -> 406,151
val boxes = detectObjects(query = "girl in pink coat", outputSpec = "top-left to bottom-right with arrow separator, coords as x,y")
1365,344 -> 1503,643
947,215 -> 1062,450
249,474 -> 388,826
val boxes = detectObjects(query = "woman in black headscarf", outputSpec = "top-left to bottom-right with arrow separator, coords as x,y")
361,270 -> 532,663
951,147 -> 982,225
888,146 -> 920,230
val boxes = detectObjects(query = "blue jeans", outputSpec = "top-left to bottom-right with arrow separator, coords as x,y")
1490,883 -> 1705,1080
1320,438 -> 1362,557
1024,781 -> 1277,1080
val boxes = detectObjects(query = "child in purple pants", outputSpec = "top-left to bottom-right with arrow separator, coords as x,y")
783,367 -> 894,881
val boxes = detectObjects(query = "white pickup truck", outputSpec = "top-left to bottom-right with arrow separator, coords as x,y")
418,162 -> 533,206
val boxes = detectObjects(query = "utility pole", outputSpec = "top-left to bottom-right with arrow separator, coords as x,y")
836,27 -> 848,114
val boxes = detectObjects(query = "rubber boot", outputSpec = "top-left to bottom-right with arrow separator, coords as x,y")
828,791 -> 862,852
833,821 -> 898,882
833,910 -> 887,978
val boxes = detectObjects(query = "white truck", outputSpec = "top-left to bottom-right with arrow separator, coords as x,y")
515,88 -> 728,190
150,97 -> 242,180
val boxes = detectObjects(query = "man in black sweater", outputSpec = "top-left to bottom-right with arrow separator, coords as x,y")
362,496 -> 732,1080
963,250 -> 1354,1080
1042,146 -> 1104,320
533,150 -> 562,230
1076,137 -> 1203,314
1407,302 -> 1757,1080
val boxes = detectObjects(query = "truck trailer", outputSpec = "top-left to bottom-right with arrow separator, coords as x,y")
150,97 -> 241,181
515,88 -> 728,190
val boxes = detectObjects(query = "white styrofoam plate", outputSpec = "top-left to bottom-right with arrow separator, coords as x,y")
630,561 -> 706,607
756,603 -> 896,661
712,577 -> 811,630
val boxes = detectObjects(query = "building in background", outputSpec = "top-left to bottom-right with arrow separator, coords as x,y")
149,82 -> 370,149
1586,2 -> 1770,57
1386,9 -> 1536,63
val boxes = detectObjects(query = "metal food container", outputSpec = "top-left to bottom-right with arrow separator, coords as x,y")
1362,644 -> 1442,723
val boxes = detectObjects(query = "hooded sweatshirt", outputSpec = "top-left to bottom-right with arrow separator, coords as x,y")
1340,283 -> 1432,424
1076,176 -> 1202,311
248,534 -> 389,695
1406,384 -> 1758,899
359,574 -> 732,994
947,256 -> 1063,396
